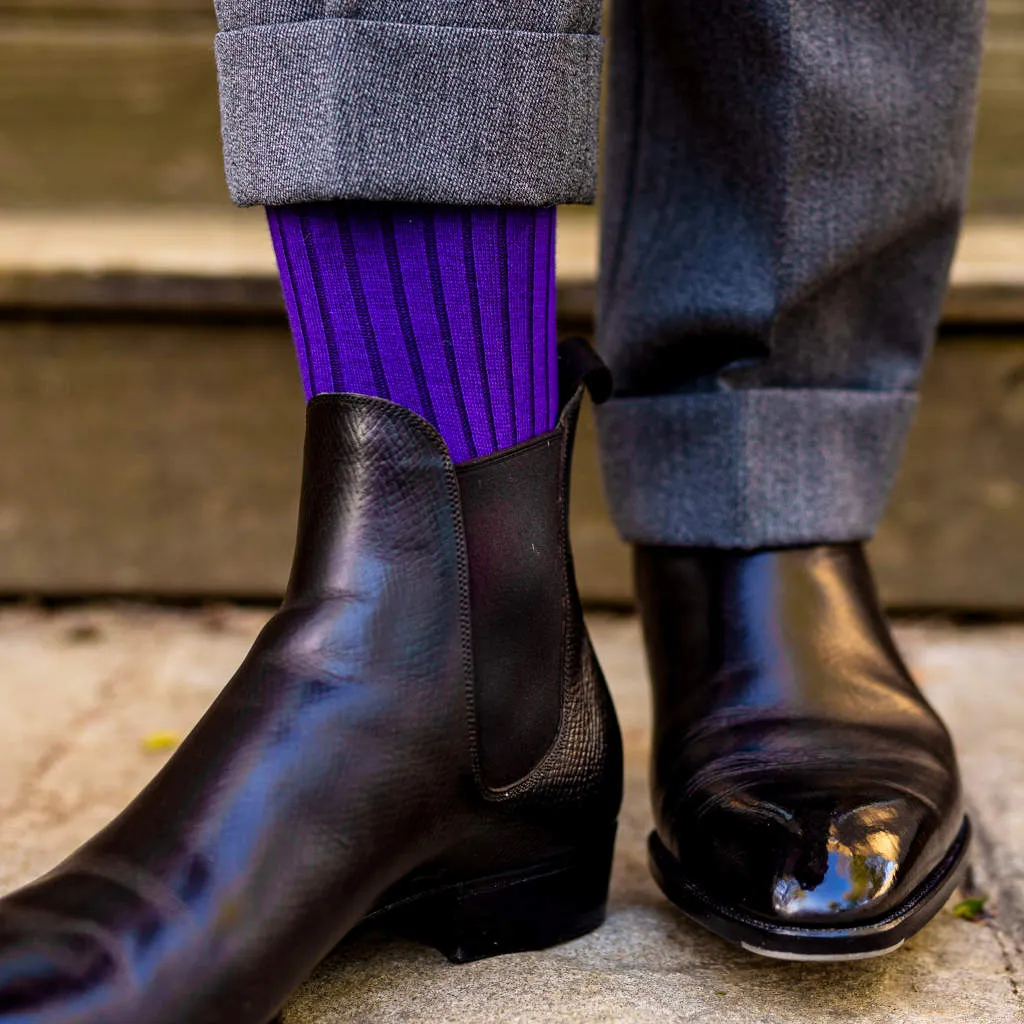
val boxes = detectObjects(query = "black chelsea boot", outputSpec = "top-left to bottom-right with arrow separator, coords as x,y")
0,344 -> 622,1023
638,543 -> 969,960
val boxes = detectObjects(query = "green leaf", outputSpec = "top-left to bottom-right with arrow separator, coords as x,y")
951,897 -> 988,921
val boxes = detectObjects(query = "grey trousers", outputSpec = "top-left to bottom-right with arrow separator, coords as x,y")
214,0 -> 985,549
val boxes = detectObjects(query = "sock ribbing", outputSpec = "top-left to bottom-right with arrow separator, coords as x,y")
268,202 -> 558,463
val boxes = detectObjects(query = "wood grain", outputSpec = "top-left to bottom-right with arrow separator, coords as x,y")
0,319 -> 1019,609
0,29 -> 225,206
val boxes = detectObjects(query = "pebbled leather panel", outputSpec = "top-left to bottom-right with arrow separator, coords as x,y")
286,394 -> 466,613
639,543 -> 964,926
457,430 -> 566,790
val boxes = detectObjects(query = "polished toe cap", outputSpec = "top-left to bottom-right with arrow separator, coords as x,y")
661,786 -> 960,927
768,801 -> 912,922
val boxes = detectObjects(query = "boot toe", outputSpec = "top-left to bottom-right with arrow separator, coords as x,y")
768,800 -> 912,923
664,787 -> 955,928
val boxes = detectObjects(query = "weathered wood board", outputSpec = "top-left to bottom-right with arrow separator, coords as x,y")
0,2 -> 1020,607
0,29 -> 225,206
0,2 -> 1021,210
0,320 -> 1020,610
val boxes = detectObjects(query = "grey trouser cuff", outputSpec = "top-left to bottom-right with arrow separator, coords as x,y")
215,19 -> 603,207
596,389 -> 919,549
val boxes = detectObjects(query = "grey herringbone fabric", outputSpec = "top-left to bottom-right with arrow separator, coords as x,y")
213,2 -> 604,206
598,390 -> 918,549
596,0 -> 985,546
213,0 -> 986,548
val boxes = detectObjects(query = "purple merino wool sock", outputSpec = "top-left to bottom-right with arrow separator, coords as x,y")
267,202 -> 558,463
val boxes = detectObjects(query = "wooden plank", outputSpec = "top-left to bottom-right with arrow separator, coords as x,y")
970,5 -> 1024,214
0,209 -> 1020,322
0,29 -> 226,206
0,4 -> 1021,209
1,1 -> 211,11
0,320 -> 305,598
0,318 -> 1020,610
0,0 -> 214,25
873,337 -> 1024,610
945,217 -> 1024,322
0,206 -> 603,314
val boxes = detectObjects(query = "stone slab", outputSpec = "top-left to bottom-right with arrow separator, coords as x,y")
0,608 -> 1020,1023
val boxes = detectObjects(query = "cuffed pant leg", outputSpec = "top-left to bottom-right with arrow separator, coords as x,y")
597,0 -> 985,548
213,1 -> 605,206
599,389 -> 917,548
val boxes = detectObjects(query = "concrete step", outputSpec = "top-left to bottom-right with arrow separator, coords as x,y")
0,209 -> 1023,608
0,2 -> 1022,211
0,605 -> 1021,1022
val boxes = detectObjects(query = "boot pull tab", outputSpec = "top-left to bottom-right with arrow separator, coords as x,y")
558,337 -> 613,407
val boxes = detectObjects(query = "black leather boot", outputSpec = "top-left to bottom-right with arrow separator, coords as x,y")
0,349 -> 622,1023
638,543 -> 969,960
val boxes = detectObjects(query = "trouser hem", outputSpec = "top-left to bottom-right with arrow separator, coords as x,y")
215,19 -> 603,207
596,389 -> 918,548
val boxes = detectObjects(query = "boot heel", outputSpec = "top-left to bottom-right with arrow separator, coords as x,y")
394,826 -> 617,964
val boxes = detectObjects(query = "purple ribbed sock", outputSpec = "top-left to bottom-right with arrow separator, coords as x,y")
268,202 -> 558,463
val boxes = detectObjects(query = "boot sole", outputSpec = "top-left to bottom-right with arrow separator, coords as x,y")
649,817 -> 971,961
364,823 -> 618,964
